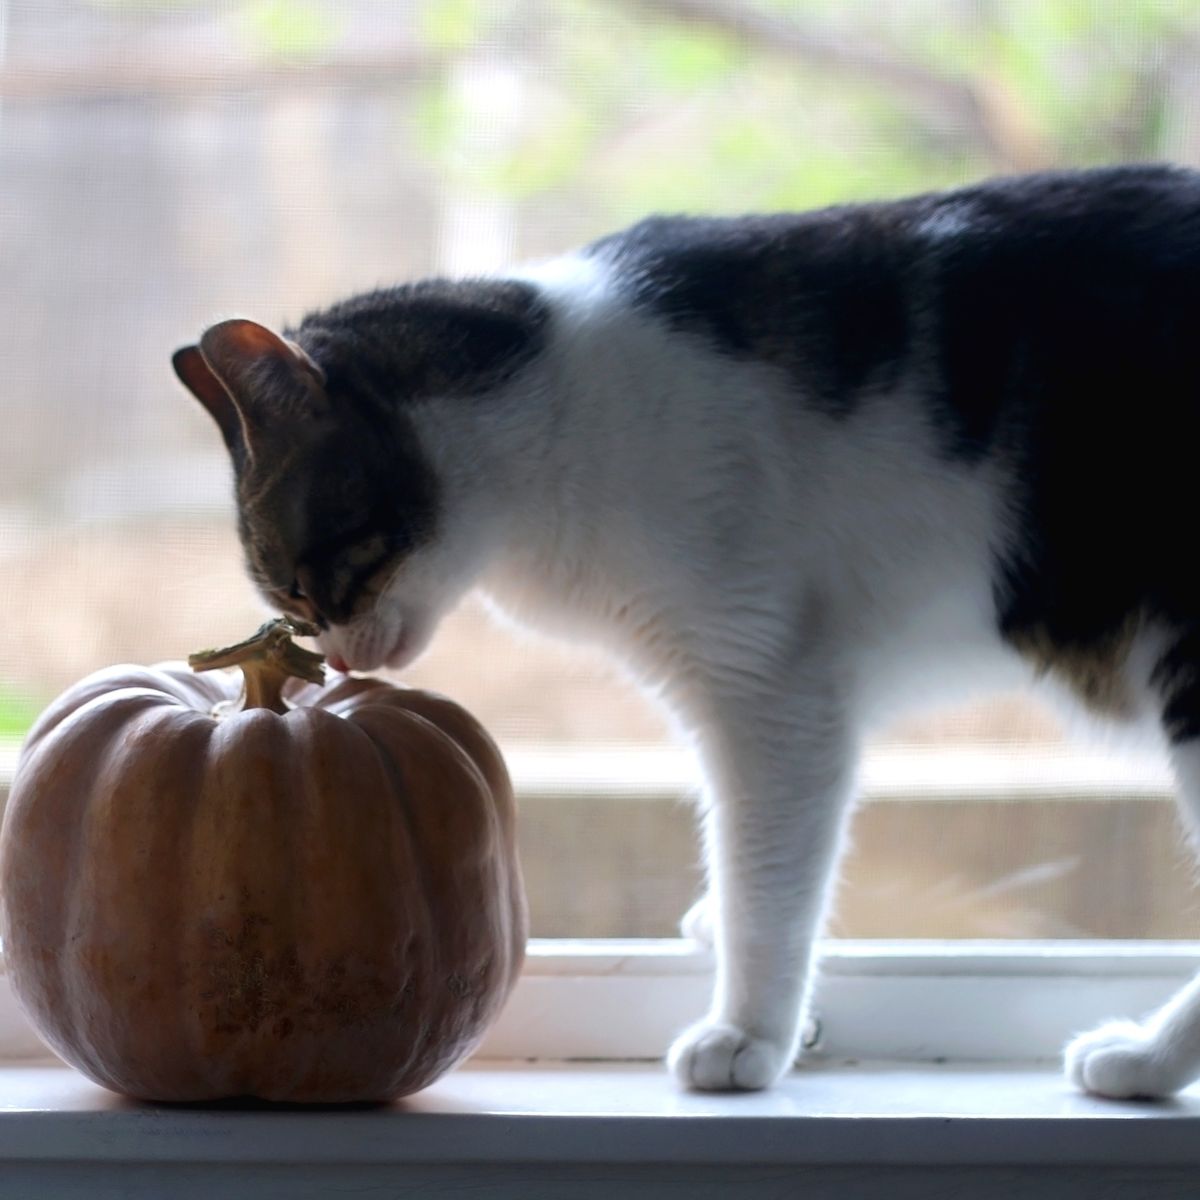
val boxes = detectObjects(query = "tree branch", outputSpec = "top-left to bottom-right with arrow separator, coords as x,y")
0,46 -> 445,102
618,0 -> 1051,170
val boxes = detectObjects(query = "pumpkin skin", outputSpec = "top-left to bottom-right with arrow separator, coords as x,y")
0,662 -> 527,1103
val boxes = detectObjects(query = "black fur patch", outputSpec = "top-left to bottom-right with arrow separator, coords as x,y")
588,209 -> 912,416
594,164 -> 1200,739
1153,628 -> 1200,743
941,165 -> 1200,737
237,403 -> 440,627
290,279 -> 550,409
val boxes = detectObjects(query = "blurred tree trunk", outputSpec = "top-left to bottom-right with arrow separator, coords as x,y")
0,46 -> 442,101
432,9 -> 540,276
434,55 -> 522,276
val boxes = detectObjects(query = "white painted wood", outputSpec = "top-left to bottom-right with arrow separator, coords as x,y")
1,1162 -> 1195,1200
503,742 -> 1175,802
475,939 -> 1200,1062
2,1060 -> 1200,1162
0,740 -> 1177,803
2,1060 -> 1200,1199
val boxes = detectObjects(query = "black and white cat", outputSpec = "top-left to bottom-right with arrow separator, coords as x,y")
175,163 -> 1200,1096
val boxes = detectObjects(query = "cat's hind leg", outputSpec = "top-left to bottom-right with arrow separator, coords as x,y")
1066,637 -> 1200,1098
680,894 -> 714,947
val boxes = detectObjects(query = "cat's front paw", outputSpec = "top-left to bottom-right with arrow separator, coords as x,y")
668,1018 -> 793,1091
1065,1020 -> 1179,1099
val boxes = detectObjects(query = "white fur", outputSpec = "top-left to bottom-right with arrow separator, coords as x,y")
320,250 -> 1197,1095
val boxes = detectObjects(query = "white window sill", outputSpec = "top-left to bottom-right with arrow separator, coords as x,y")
2,1060 -> 1200,1199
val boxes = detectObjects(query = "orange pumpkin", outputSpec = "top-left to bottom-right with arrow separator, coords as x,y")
0,619 -> 526,1102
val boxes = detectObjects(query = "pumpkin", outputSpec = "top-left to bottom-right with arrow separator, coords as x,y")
0,618 -> 527,1103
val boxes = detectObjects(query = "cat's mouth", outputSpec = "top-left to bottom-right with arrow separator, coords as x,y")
324,635 -> 404,675
381,627 -> 412,670
323,620 -> 426,674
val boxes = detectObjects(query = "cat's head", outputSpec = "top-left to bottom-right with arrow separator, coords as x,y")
172,318 -> 454,672
175,283 -> 549,671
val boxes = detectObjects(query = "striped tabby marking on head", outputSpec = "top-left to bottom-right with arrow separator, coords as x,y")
292,279 -> 551,408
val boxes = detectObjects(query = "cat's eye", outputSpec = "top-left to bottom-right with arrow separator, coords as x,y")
284,576 -> 328,630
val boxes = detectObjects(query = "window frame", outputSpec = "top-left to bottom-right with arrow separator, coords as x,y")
505,739 -> 1192,1066
2,938 -> 1198,1066
477,938 -> 1200,1063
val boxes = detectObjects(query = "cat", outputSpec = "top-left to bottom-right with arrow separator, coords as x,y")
175,162 -> 1200,1097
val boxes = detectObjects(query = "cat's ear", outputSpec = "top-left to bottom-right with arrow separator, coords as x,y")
172,343 -> 247,451
174,320 -> 325,457
193,318 -> 326,437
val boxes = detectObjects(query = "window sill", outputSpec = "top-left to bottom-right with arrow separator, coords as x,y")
2,1060 -> 1200,1198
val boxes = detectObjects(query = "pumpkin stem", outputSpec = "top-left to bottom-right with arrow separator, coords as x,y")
188,617 -> 325,715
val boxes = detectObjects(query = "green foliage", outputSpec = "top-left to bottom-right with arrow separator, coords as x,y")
240,0 -> 342,60
489,107 -> 595,200
0,689 -> 41,741
419,0 -> 489,52
643,24 -> 742,91
82,1 -> 1200,229
319,0 -> 1200,245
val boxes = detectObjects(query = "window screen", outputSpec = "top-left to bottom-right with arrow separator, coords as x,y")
1,0 -> 1191,939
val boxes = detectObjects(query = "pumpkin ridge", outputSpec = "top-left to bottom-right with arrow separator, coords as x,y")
347,710 -> 499,1093
190,707 -> 299,1095
1,705 -> 120,1076
52,703 -> 209,1092
361,693 -> 525,987
95,708 -> 215,1097
280,708 -> 430,1097
289,674 -> 395,714
350,707 -> 514,1026
20,683 -> 195,766
391,696 -> 525,986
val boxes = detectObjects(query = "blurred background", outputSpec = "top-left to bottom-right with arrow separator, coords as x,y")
1,0 -> 1196,940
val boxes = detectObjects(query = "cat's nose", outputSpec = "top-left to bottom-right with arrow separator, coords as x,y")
327,652 -> 350,674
